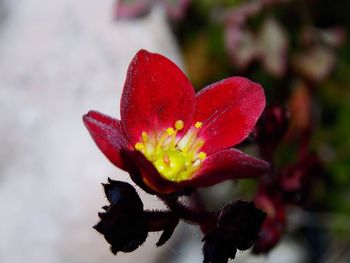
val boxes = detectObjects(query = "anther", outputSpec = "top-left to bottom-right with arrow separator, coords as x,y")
175,120 -> 184,130
198,151 -> 206,160
195,122 -> 202,129
166,127 -> 175,135
135,142 -> 144,151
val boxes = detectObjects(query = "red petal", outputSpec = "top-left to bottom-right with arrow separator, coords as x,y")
121,50 -> 195,145
83,111 -> 130,170
183,148 -> 270,188
194,77 -> 265,154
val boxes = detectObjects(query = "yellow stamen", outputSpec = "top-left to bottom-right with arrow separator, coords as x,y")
166,127 -> 175,135
195,122 -> 202,128
175,120 -> 184,130
134,120 -> 206,182
142,132 -> 148,141
198,151 -> 206,160
156,132 -> 167,151
135,142 -> 144,151
181,132 -> 196,153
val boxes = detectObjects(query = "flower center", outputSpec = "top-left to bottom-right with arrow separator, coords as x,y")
134,120 -> 206,182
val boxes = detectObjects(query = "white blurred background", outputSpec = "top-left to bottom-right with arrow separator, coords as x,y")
0,0 -> 182,262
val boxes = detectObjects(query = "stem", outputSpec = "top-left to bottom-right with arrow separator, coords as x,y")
145,210 -> 178,232
144,210 -> 180,247
160,195 -> 217,233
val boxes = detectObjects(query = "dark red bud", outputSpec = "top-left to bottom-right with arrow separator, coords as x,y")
94,179 -> 148,254
202,201 -> 266,263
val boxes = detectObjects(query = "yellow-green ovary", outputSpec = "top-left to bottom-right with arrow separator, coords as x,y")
153,150 -> 192,181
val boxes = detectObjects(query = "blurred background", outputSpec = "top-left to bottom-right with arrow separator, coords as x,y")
1,0 -> 350,262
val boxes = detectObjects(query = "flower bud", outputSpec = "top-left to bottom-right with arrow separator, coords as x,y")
94,179 -> 148,254
202,201 -> 266,263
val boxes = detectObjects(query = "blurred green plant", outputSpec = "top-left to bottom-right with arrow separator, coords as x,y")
114,0 -> 350,260
174,0 -> 350,258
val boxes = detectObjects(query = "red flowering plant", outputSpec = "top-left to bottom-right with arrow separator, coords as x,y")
83,50 -> 269,262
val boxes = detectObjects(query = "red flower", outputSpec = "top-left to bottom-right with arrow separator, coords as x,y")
83,50 -> 269,194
